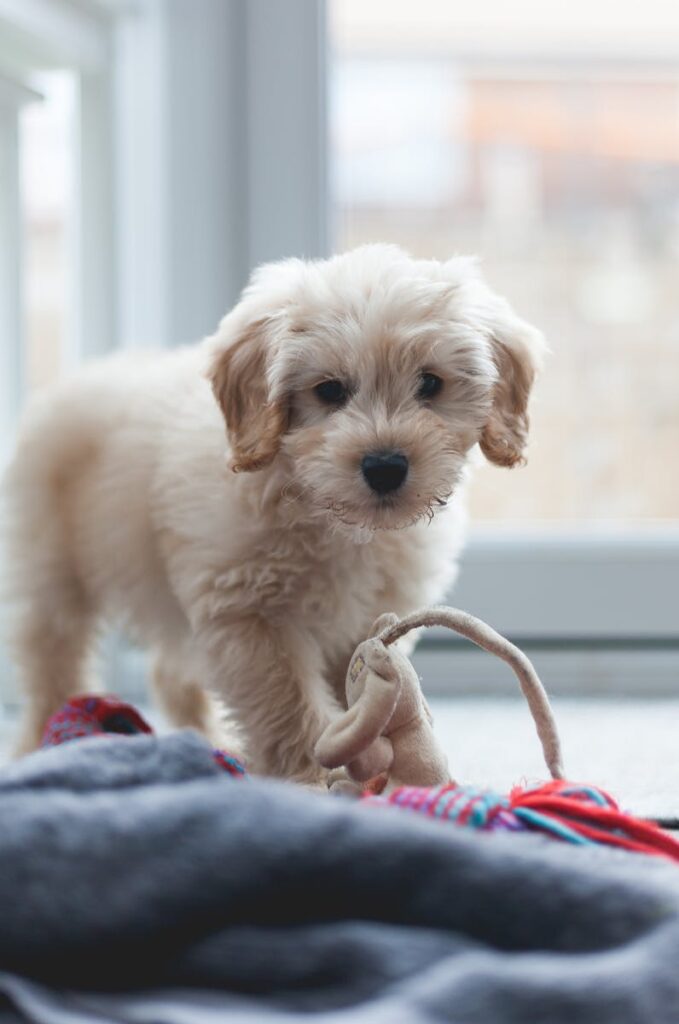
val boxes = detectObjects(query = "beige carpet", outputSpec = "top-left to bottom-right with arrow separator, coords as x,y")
430,696 -> 679,821
1,697 -> 676,821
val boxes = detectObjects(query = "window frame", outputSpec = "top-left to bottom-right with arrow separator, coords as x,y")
0,73 -> 38,465
0,0 -> 117,403
415,526 -> 679,694
112,0 -> 329,350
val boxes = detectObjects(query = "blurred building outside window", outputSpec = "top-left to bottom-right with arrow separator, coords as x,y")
331,0 -> 679,527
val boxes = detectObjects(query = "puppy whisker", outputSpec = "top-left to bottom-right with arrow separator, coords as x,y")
279,478 -> 305,507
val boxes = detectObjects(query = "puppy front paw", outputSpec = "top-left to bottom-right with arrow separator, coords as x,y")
326,766 -> 363,797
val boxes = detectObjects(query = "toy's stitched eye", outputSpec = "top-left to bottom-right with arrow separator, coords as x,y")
314,379 -> 349,406
417,372 -> 443,401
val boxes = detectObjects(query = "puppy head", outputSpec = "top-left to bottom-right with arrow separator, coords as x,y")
207,245 -> 544,531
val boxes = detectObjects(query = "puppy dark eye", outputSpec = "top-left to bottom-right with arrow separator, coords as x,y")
417,372 -> 443,401
314,379 -> 348,406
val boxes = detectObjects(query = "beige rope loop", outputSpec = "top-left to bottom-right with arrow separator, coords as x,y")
378,606 -> 564,780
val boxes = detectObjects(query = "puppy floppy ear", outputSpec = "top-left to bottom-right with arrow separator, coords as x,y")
208,316 -> 289,473
479,299 -> 545,468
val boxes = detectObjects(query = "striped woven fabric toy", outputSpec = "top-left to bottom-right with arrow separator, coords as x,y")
365,779 -> 679,863
40,695 -> 247,779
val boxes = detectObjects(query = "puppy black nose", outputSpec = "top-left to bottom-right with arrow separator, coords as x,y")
361,452 -> 408,495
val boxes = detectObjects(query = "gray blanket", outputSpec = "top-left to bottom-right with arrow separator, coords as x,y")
1,731 -> 679,1023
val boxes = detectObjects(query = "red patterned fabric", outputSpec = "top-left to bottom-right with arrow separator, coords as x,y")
41,695 -> 247,778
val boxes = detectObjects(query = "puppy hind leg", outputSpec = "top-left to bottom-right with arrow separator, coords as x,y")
151,654 -> 246,759
11,588 -> 99,756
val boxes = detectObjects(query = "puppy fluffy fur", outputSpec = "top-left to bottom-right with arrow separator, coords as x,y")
2,244 -> 544,782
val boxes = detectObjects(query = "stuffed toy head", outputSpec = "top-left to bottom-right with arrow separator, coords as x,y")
315,612 -> 450,793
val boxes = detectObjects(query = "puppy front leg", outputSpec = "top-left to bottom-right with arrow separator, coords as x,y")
199,616 -> 341,786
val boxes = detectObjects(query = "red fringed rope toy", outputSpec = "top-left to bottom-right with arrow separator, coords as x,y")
366,780 -> 679,862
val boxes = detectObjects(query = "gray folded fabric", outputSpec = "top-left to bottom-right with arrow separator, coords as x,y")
2,731 -> 679,1023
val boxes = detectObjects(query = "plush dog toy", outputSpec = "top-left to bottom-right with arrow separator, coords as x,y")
315,606 -> 564,795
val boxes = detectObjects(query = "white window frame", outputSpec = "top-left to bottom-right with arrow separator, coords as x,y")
112,0 -> 328,349
0,0 -> 118,380
0,0 -> 676,699
0,72 -> 38,465
416,527 -> 679,696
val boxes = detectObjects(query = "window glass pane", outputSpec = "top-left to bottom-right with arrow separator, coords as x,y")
19,71 -> 74,392
330,1 -> 679,524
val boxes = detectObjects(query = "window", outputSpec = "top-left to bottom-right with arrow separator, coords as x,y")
0,0 -> 676,701
331,1 -> 679,525
330,0 -> 679,688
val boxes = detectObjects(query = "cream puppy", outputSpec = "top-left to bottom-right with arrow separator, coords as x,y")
2,245 -> 544,782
